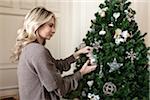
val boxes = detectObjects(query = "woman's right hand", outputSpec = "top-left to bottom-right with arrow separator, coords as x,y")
79,60 -> 97,76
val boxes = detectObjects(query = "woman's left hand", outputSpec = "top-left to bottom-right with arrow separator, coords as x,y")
73,46 -> 93,59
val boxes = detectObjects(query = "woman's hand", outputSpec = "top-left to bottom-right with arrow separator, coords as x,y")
79,60 -> 97,76
73,46 -> 93,59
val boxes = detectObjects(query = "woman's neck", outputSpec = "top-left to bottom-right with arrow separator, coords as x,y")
37,37 -> 44,45
36,32 -> 45,45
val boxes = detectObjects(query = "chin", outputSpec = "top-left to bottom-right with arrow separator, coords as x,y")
47,37 -> 51,40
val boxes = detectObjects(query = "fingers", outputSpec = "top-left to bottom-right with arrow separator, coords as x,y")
86,46 -> 93,52
89,65 -> 97,72
78,46 -> 93,55
83,60 -> 90,66
86,65 -> 97,74
83,46 -> 93,54
80,61 -> 97,76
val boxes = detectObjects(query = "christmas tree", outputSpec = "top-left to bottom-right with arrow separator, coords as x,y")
65,0 -> 149,99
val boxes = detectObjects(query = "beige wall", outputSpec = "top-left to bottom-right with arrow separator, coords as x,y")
132,0 -> 150,47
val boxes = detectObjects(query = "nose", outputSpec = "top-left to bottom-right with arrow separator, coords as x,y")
52,27 -> 55,34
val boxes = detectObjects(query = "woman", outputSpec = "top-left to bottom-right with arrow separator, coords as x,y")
11,7 -> 97,100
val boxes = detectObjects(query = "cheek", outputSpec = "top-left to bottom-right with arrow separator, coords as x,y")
44,28 -> 51,35
39,28 -> 51,37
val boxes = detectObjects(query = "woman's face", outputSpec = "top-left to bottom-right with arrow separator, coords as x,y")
38,17 -> 55,40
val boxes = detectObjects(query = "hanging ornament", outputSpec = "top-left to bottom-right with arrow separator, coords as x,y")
99,64 -> 104,78
114,28 -> 123,45
99,29 -> 106,35
113,12 -> 120,21
114,28 -> 122,39
128,8 -> 135,19
107,58 -> 123,73
86,52 -> 97,65
121,30 -> 130,41
87,80 -> 94,89
88,93 -> 100,100
125,49 -> 136,63
124,10 -> 128,13
103,82 -> 117,96
125,8 -> 135,22
130,32 -> 133,38
108,22 -> 114,27
99,10 -> 105,17
115,38 -> 124,45
99,7 -> 108,18
114,28 -> 130,45
92,41 -> 102,52
100,11 -> 106,17
82,91 -> 86,97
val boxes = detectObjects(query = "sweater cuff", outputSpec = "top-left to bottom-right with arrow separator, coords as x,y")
67,55 -> 77,64
74,71 -> 83,81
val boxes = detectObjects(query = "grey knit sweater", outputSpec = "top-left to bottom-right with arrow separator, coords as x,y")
17,43 -> 82,100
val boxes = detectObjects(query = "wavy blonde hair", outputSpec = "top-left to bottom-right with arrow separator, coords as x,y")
11,7 -> 55,62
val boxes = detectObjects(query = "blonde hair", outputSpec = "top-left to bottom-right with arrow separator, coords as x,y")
11,7 -> 55,62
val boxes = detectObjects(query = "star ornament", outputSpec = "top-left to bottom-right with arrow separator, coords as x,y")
107,58 -> 123,73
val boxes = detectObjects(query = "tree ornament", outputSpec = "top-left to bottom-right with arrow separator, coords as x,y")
99,10 -> 105,18
103,82 -> 117,96
82,91 -> 86,97
113,12 -> 120,21
92,41 -> 102,52
121,30 -> 130,41
100,11 -> 106,17
108,22 -> 114,27
99,7 -> 108,18
125,49 -> 136,63
88,93 -> 100,100
107,58 -> 123,73
125,8 -> 135,22
114,28 -> 122,39
128,8 -> 135,19
115,38 -> 124,45
114,28 -> 124,45
87,80 -> 94,89
86,52 -> 97,65
99,64 -> 104,78
114,28 -> 130,45
99,29 -> 106,35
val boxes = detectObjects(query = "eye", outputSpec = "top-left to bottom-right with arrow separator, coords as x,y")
48,24 -> 54,27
